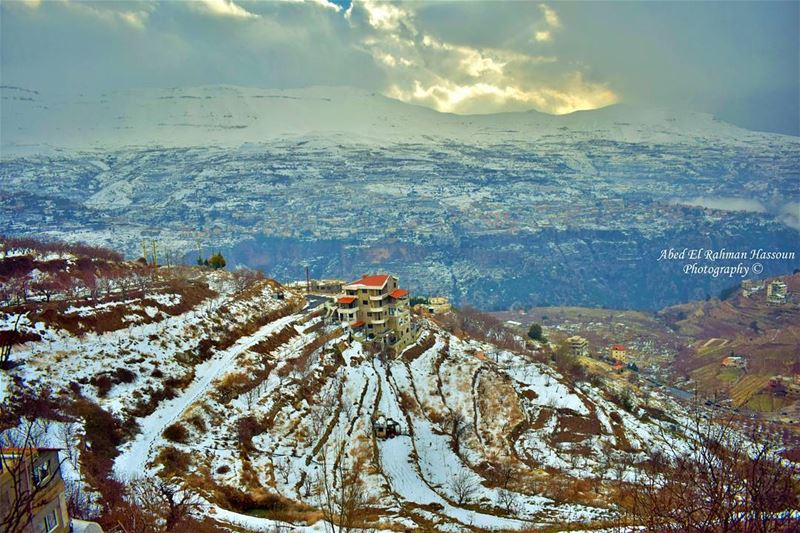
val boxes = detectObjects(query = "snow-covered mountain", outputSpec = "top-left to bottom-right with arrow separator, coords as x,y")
1,84 -> 781,153
2,84 -> 798,311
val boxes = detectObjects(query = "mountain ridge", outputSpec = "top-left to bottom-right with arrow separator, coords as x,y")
3,84 -> 795,154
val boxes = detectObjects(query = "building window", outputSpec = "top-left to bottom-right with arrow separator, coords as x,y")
32,460 -> 50,486
43,509 -> 59,532
362,300 -> 368,305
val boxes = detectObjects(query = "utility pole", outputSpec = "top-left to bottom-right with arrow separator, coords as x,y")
151,240 -> 158,270
305,265 -> 310,293
141,240 -> 149,264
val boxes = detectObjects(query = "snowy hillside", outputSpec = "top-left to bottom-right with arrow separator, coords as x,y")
1,244 -> 730,531
1,84 -> 783,153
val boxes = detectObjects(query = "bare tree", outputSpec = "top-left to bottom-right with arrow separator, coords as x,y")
274,456 -> 291,485
64,477 -> 98,521
493,463 -> 515,490
0,314 -> 23,369
232,267 -> 265,292
56,421 -> 79,470
127,476 -> 201,531
244,387 -> 259,411
445,410 -> 473,451
625,404 -> 800,532
449,469 -> 479,505
316,438 -> 368,533
496,488 -> 520,515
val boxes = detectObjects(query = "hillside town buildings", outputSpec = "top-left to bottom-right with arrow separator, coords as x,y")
566,335 -> 589,357
741,279 -> 765,298
767,280 -> 788,304
610,344 -> 627,362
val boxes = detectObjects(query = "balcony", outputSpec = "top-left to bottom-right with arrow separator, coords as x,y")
368,306 -> 385,314
338,307 -> 357,316
370,294 -> 387,302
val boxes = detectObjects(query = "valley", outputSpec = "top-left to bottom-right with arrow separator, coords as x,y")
2,85 -> 798,311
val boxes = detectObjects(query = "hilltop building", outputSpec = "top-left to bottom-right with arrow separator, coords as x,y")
766,280 -> 787,305
426,296 -> 452,314
610,344 -> 627,362
741,279 -> 765,298
336,274 -> 415,356
309,279 -> 344,294
0,447 -> 70,533
566,335 -> 589,357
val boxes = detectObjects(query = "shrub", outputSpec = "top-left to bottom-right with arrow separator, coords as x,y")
91,374 -> 114,397
236,415 -> 263,450
162,422 -> 189,443
187,414 -> 207,433
115,368 -> 136,383
156,446 -> 192,476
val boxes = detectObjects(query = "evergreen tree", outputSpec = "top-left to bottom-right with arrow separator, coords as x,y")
208,252 -> 226,270
527,322 -> 546,343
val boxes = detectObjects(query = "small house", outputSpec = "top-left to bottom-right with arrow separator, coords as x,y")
373,416 -> 400,439
767,378 -> 787,396
721,355 -> 746,369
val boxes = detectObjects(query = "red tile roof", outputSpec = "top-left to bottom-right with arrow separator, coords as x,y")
611,344 -> 626,351
389,289 -> 408,299
350,320 -> 365,328
345,274 -> 391,289
337,296 -> 356,304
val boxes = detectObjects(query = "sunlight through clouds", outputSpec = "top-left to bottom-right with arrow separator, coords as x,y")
1,0 -> 795,133
350,0 -> 618,114
388,73 -> 618,115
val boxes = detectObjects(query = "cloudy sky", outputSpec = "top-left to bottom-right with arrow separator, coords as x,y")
2,0 -> 798,134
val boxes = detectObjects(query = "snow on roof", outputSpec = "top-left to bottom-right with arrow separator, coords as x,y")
344,274 -> 391,289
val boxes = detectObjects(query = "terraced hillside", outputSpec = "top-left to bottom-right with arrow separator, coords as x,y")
2,241 -> 793,531
661,273 -> 800,412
